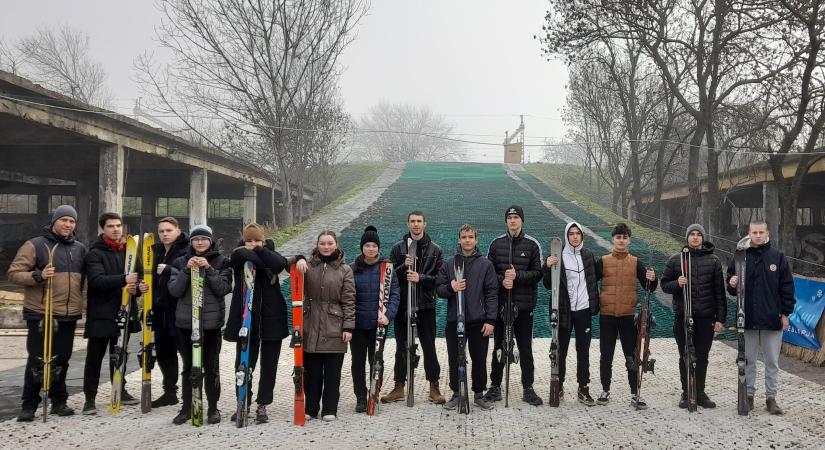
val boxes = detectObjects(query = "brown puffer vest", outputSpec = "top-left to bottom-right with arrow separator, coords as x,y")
599,251 -> 639,317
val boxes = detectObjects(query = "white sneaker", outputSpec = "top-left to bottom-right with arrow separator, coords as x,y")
322,414 -> 336,422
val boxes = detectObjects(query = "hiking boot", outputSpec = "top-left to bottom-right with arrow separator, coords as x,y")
121,390 -> 139,406
255,404 -> 268,424
17,408 -> 35,422
444,392 -> 459,410
597,390 -> 610,405
577,386 -> 595,406
355,396 -> 367,413
678,392 -> 688,409
483,386 -> 502,402
82,400 -> 97,415
474,392 -> 495,411
381,383 -> 405,403
429,382 -> 446,404
172,409 -> 190,425
747,396 -> 754,411
523,386 -> 543,406
207,408 -> 221,424
51,403 -> 75,416
631,394 -> 648,410
698,392 -> 716,409
151,391 -> 179,408
766,398 -> 783,415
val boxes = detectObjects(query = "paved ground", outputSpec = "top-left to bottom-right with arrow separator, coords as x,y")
2,338 -> 823,449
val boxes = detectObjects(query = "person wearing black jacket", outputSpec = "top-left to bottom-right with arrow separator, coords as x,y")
349,226 -> 400,413
726,220 -> 795,415
382,211 -> 445,404
543,221 -> 599,406
81,213 -> 146,415
167,224 -> 233,425
661,224 -> 726,410
224,223 -> 289,424
484,205 -> 544,406
150,217 -> 188,408
437,224 -> 498,412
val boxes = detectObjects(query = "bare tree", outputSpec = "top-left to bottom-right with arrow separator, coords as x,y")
0,38 -> 22,74
356,101 -> 466,162
14,24 -> 113,107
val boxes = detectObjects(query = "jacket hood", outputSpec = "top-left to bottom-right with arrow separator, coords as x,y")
310,247 -> 346,267
41,225 -> 75,245
687,241 -> 715,255
563,222 -> 584,254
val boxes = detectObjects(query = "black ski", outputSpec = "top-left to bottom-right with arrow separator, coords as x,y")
680,247 -> 697,412
455,260 -> 470,414
405,237 -> 420,407
548,237 -> 562,407
734,237 -> 750,416
496,236 -> 518,408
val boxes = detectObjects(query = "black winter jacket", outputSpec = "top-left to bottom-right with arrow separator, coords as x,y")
436,247 -> 499,325
83,237 -> 141,338
726,242 -> 795,330
224,241 -> 290,342
542,246 -> 599,329
151,232 -> 189,315
661,243 -> 726,322
168,246 -> 232,331
351,255 -> 401,330
487,231 -> 543,312
389,233 -> 444,311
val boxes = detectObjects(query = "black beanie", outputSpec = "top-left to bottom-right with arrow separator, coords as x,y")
360,225 -> 380,250
505,205 -> 524,222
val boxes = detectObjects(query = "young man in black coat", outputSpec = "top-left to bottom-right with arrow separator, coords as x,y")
543,221 -> 600,406
382,211 -> 445,404
81,212 -> 146,414
726,220 -> 795,415
437,224 -> 498,411
224,223 -> 289,424
661,224 -> 726,409
485,205 -> 544,406
150,217 -> 189,408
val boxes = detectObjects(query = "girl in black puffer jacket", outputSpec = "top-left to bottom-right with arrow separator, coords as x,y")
661,224 -> 726,409
167,224 -> 232,425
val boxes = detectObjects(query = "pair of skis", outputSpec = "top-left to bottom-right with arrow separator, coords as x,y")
497,236 -> 519,408
290,264 -> 306,425
367,261 -> 393,415
190,265 -> 206,426
734,237 -> 750,416
235,261 -> 256,427
139,233 -> 155,414
680,247 -> 698,412
110,235 -> 140,414
548,238 -> 562,406
38,243 -> 58,422
632,255 -> 656,410
406,238 -> 421,407
454,261 -> 471,414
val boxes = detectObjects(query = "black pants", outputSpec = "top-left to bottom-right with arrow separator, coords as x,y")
234,337 -> 282,406
490,309 -> 535,388
304,352 -> 345,417
674,315 -> 715,395
392,307 -> 440,383
350,328 -> 377,399
83,336 -> 124,400
558,309 -> 593,388
154,312 -> 179,395
599,315 -> 638,395
22,319 -> 77,410
445,321 -> 489,394
176,328 -> 222,410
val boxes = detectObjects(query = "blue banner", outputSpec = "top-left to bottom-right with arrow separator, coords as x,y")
783,275 -> 825,351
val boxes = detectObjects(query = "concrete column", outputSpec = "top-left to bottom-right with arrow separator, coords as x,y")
98,144 -> 124,216
76,178 -> 95,243
812,208 -> 823,226
763,181 -> 780,247
141,193 -> 158,233
189,168 -> 208,229
243,184 -> 257,225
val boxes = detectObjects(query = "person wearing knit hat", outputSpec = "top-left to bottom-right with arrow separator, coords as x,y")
661,223 -> 726,410
189,224 -> 214,242
350,225 -> 400,413
504,205 -> 524,223
51,204 -> 78,227
225,222 -> 290,424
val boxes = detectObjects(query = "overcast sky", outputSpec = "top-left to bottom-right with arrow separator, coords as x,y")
1,0 -> 568,163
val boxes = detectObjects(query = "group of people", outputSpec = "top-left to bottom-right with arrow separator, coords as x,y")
8,203 -> 795,425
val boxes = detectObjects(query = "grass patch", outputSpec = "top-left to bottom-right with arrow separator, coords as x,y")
525,163 -> 684,256
267,162 -> 388,248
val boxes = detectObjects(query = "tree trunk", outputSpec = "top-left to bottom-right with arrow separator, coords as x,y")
685,128 -> 705,225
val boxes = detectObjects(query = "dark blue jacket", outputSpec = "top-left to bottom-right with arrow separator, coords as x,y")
436,247 -> 499,325
350,255 -> 400,330
726,241 -> 795,330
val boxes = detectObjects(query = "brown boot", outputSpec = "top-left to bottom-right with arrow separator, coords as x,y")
429,382 -> 446,404
381,383 -> 405,403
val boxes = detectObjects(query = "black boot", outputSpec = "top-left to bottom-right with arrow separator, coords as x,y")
207,408 -> 221,424
678,392 -> 688,409
698,392 -> 716,409
172,408 -> 191,425
355,396 -> 367,413
16,408 -> 35,422
151,390 -> 179,408
51,403 -> 75,416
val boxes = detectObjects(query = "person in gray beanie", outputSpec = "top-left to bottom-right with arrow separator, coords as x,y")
661,223 -> 726,409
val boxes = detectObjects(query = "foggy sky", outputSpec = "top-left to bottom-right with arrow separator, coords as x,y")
1,0 -> 568,163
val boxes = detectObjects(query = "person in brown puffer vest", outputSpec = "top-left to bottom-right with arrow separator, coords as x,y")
594,223 -> 657,410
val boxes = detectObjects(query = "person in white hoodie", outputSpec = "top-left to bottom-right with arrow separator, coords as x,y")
543,222 -> 600,405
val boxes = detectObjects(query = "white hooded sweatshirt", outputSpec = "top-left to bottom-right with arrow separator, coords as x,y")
563,221 -> 590,312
